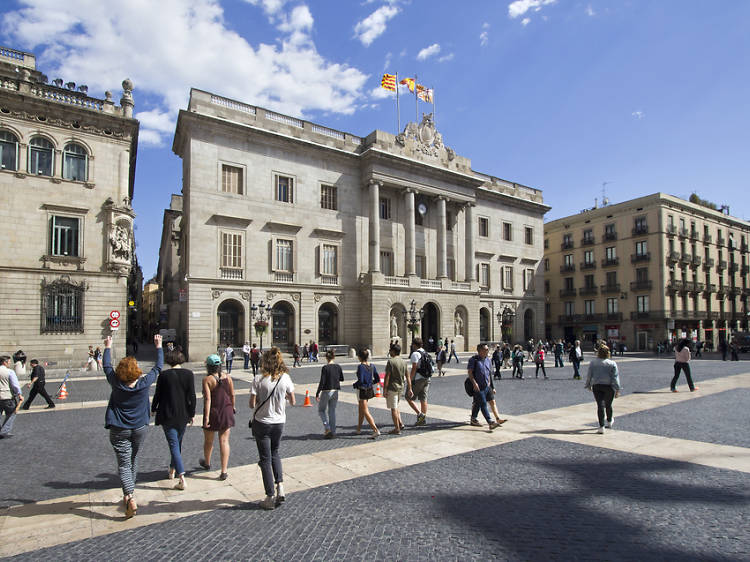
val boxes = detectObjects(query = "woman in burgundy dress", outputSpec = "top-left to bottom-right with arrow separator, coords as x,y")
200,354 -> 235,480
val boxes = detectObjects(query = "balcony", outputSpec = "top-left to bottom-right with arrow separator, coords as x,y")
666,251 -> 680,263
600,283 -> 621,294
560,264 -> 576,273
630,309 -> 668,321
666,280 -> 685,291
729,263 -> 739,274
631,252 -> 651,263
679,227 -> 689,237
704,233 -> 713,244
684,281 -> 696,292
581,236 -> 595,246
561,240 -> 574,250
704,283 -> 716,293
582,313 -> 604,322
716,285 -> 727,297
707,311 -> 720,320
630,280 -> 653,291
666,224 -> 677,236
580,261 -> 597,270
422,279 -> 442,289
220,267 -> 243,280
384,276 -> 409,287
741,242 -> 749,252
605,312 -> 623,322
717,260 -> 727,271
558,314 -> 577,324
694,282 -> 705,292
742,265 -> 750,275
274,272 -> 295,283
703,257 -> 715,270
680,253 -> 692,264
559,288 -> 577,297
690,230 -> 701,241
691,256 -> 702,267
729,286 -> 742,296
579,286 -> 599,296
717,236 -> 726,246
320,276 -> 339,286
632,225 -> 649,235
601,257 -> 619,267
603,231 -> 618,241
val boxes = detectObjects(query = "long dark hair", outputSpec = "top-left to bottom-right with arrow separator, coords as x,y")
675,338 -> 692,352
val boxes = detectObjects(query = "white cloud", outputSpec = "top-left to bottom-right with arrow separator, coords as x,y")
632,110 -> 644,120
370,85 -> 393,99
1,0 -> 369,145
438,53 -> 454,63
508,0 -> 556,23
480,23 -> 490,46
383,51 -> 392,71
354,4 -> 400,47
417,43 -> 440,61
585,4 -> 595,16
521,17 -> 531,26
245,0 -> 288,18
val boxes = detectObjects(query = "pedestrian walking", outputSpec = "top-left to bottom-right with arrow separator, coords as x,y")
250,347 -> 296,510
406,337 -> 432,426
22,359 -> 55,409
569,340 -> 583,380
250,344 -> 260,375
200,354 -> 235,480
487,383 -> 507,427
103,334 -> 164,518
492,345 -> 502,380
584,344 -> 621,434
695,339 -> 703,358
383,343 -> 407,434
554,339 -> 564,367
730,340 -> 739,361
94,347 -> 103,370
292,344 -> 301,367
302,343 -> 309,363
467,343 -> 502,430
447,339 -> 459,363
502,344 -> 511,369
312,341 -> 319,362
315,348 -> 343,438
353,348 -> 380,438
86,346 -> 96,371
534,343 -> 547,379
435,344 -> 447,376
151,348 -> 196,491
512,345 -> 524,379
242,341 -> 251,370
0,355 -> 24,439
224,344 -> 234,374
671,338 -> 698,392
720,339 -> 728,361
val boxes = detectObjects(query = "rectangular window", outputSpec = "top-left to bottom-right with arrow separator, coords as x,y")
42,281 -> 84,333
544,258 -> 549,272
479,263 -> 490,288
564,254 -> 574,266
320,244 -> 337,276
446,211 -> 453,231
605,223 -> 616,236
584,274 -> 595,288
503,222 -> 512,241
275,174 -> 294,203
50,216 -> 79,257
583,229 -> 593,243
564,277 -> 574,290
525,227 -> 534,245
478,217 -> 489,238
584,300 -> 595,315
221,164 -> 243,194
276,239 -> 293,272
416,255 -> 426,278
221,232 -> 243,269
606,271 -> 617,285
636,268 -> 648,282
563,233 -> 572,246
524,268 -> 535,291
636,240 -> 647,255
447,258 -> 455,281
380,250 -> 393,276
607,298 -> 618,313
503,266 -> 514,290
606,246 -> 617,260
379,197 -> 391,220
637,295 -> 649,313
584,250 -> 594,264
320,184 -> 337,210
565,302 -> 575,316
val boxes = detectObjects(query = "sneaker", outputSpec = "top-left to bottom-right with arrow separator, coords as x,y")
175,477 -> 186,490
488,421 -> 501,430
199,458 -> 211,470
691,387 -> 699,392
597,426 -> 605,434
671,389 -> 678,393
470,418 -> 482,427
275,483 -> 285,503
496,419 -> 508,425
415,414 -> 426,427
323,429 -> 332,439
605,418 -> 614,429
219,472 -> 228,481
370,430 -> 381,439
260,495 -> 276,510
46,404 -> 56,409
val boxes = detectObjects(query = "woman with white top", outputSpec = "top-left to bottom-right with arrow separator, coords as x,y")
671,338 -> 697,392
249,347 -> 296,510
584,345 -> 622,434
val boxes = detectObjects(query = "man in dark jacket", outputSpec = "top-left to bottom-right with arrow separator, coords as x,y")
22,360 -> 55,409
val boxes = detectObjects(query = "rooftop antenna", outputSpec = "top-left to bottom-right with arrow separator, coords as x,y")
601,181 -> 612,206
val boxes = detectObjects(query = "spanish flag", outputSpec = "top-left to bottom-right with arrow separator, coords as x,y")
399,77 -> 415,93
381,73 -> 397,92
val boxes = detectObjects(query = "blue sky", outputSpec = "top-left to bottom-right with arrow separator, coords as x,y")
2,0 -> 748,282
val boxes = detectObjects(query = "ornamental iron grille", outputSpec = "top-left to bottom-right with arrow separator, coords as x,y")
41,277 -> 86,333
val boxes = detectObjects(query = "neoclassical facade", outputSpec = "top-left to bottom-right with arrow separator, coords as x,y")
161,88 -> 548,359
0,46 -> 139,363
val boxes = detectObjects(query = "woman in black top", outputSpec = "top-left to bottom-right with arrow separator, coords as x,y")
315,348 -> 344,438
151,349 -> 196,491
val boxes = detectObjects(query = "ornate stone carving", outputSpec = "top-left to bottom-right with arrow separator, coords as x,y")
394,113 -> 454,160
267,292 -> 275,300
212,289 -> 223,299
109,223 -> 131,261
239,291 -> 250,301
335,295 -> 342,304
291,294 -> 300,302
314,293 -> 322,303
454,311 -> 464,336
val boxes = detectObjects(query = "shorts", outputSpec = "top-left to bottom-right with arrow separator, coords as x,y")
385,390 -> 400,409
406,377 -> 429,402
358,387 -> 375,401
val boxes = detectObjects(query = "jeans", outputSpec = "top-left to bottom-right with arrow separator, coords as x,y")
226,359 -> 233,373
671,362 -> 695,391
252,421 -> 284,497
162,424 -> 187,476
243,353 -> 250,369
448,350 -> 459,363
109,425 -> 148,496
535,362 -> 547,377
572,359 -> 581,378
0,398 -> 17,435
554,354 -> 563,367
317,390 -> 338,433
592,384 -> 615,427
251,361 -> 259,376
471,386 -> 493,423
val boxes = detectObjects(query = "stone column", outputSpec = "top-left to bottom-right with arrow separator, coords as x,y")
437,196 -> 447,278
119,150 -> 130,205
465,203 -> 475,281
368,179 -> 381,273
404,188 -> 416,276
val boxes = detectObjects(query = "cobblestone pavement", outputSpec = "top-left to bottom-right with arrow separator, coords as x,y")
2,357 -> 749,560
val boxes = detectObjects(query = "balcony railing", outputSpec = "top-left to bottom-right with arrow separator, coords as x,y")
741,242 -> 749,252
320,276 -> 339,286
581,236 -> 595,246
666,280 -> 685,291
422,279 -> 442,289
630,280 -> 652,291
694,282 -> 705,292
630,309 -> 669,321
704,233 -> 713,244
690,230 -> 701,241
631,252 -> 651,263
666,251 -> 680,263
600,283 -> 621,294
384,276 -> 409,287
580,261 -> 597,270
678,227 -> 689,237
717,236 -> 726,246
691,256 -> 702,267
579,286 -> 598,296
717,260 -> 727,271
680,253 -> 692,264
561,240 -> 574,250
601,257 -> 619,267
604,231 -> 618,241
703,257 -> 715,270
220,267 -> 243,280
560,288 -> 577,297
605,312 -> 623,322
274,272 -> 295,283
742,265 -> 750,275
560,264 -> 576,273
632,225 -> 649,235
666,224 -> 677,235
704,283 -> 716,293
558,315 -> 577,324
729,263 -> 739,274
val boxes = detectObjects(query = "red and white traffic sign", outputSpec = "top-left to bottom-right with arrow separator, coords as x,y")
109,318 -> 121,329
110,310 -> 121,320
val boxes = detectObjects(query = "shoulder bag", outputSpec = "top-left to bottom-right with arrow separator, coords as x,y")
249,377 -> 282,429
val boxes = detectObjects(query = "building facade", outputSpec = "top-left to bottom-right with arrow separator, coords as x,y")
544,193 -> 750,350
0,46 -> 139,364
160,89 -> 549,359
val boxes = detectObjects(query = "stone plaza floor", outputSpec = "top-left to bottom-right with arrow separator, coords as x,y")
1,354 -> 749,560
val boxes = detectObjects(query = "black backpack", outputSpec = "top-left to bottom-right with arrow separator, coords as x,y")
417,350 -> 435,378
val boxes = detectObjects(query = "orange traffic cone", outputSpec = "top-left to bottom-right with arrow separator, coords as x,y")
56,382 -> 69,400
374,383 -> 382,398
302,390 -> 312,407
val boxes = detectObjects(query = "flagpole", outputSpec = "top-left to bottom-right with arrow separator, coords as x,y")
396,72 -> 400,134
433,89 -> 436,127
414,73 -> 419,123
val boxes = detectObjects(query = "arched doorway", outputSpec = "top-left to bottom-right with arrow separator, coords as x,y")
271,301 -> 295,351
479,307 -> 491,342
217,299 -> 244,347
524,308 -> 534,342
389,304 -> 407,347
421,302 -> 440,351
318,303 -> 338,347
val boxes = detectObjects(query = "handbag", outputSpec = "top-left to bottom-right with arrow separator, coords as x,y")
248,377 -> 281,429
464,377 -> 475,397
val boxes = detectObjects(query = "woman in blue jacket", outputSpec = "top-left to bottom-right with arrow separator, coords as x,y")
354,348 -> 380,438
103,334 -> 163,518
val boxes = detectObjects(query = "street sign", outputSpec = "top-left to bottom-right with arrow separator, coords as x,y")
109,318 -> 121,329
128,300 -> 135,307
110,310 -> 121,320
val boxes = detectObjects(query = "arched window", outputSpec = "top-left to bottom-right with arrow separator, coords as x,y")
63,142 -> 88,181
29,136 -> 54,176
0,130 -> 19,171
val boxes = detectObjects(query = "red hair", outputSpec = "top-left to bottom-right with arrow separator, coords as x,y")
116,357 -> 142,383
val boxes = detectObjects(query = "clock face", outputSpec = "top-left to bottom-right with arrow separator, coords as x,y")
417,203 -> 428,216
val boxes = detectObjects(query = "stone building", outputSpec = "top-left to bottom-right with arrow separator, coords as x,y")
544,193 -> 750,350
0,46 -> 139,364
160,88 -> 548,359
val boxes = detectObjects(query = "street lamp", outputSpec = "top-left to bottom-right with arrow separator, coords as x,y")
251,300 -> 268,351
406,299 -> 424,348
498,306 -> 515,343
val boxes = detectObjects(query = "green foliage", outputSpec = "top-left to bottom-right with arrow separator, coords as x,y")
689,193 -> 717,210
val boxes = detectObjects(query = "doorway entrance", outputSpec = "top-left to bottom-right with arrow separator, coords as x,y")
271,301 -> 295,351
421,302 -> 440,351
318,303 -> 338,347
217,299 -> 244,348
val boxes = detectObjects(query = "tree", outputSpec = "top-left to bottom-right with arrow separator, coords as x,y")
689,193 -> 717,210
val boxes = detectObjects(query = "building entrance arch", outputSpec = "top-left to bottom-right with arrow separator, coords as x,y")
318,303 -> 338,347
479,307 -> 491,342
271,301 -> 295,352
421,302 -> 440,351
524,308 -> 534,342
217,299 -> 244,347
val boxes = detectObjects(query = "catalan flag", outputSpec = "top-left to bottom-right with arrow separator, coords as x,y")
417,85 -> 433,103
399,77 -> 415,93
381,73 -> 397,92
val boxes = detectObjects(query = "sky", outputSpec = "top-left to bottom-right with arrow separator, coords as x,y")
2,0 -> 748,283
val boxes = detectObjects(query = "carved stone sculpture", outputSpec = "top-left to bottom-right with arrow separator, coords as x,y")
454,311 -> 464,337
109,224 -> 131,261
390,314 -> 399,338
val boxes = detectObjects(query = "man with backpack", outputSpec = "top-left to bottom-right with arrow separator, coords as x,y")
467,343 -> 502,430
406,337 -> 433,426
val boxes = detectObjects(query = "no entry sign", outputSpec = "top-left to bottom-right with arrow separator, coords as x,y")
110,310 -> 121,320
110,318 -> 121,329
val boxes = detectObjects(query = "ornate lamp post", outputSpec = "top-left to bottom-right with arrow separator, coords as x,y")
251,300 -> 268,351
498,306 -> 515,343
406,299 -> 424,348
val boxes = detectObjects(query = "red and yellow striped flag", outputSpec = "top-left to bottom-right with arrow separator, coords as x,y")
381,73 -> 397,91
399,77 -> 415,93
